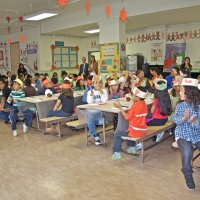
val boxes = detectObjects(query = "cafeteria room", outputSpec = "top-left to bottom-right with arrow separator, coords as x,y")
0,0 -> 200,199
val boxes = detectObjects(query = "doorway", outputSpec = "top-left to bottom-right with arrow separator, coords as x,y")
10,42 -> 20,74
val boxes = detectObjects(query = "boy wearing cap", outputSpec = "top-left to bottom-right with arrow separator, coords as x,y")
7,79 -> 33,137
112,86 -> 148,160
173,78 -> 200,190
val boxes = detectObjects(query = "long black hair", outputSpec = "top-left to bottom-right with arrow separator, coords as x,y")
184,86 -> 200,111
154,89 -> 172,116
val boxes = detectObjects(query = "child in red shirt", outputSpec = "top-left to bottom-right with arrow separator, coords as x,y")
112,86 -> 148,160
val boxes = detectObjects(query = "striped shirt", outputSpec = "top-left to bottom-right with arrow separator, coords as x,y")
173,101 -> 200,144
8,90 -> 25,106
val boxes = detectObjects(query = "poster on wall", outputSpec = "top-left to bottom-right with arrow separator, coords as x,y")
120,43 -> 127,71
99,43 -> 119,73
163,43 -> 186,72
151,43 -> 164,64
20,41 -> 39,71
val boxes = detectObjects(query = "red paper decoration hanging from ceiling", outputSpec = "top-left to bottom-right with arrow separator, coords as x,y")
57,0 -> 68,6
120,7 -> 127,22
8,38 -> 12,45
19,34 -> 25,42
51,65 -> 56,71
18,16 -> 24,32
85,0 -> 90,14
6,16 -> 11,33
105,4 -> 111,17
50,44 -> 56,50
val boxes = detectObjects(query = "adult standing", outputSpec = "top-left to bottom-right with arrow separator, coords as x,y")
89,55 -> 98,76
180,57 -> 192,78
78,57 -> 89,79
17,63 -> 27,77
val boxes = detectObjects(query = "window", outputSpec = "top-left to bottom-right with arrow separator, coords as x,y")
52,46 -> 78,69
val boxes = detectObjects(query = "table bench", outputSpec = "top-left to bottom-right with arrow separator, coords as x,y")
121,122 -> 175,163
39,113 -> 77,140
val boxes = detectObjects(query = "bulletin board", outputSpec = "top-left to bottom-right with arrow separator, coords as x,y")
99,42 -> 119,73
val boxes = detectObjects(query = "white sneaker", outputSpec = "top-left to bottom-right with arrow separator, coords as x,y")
172,141 -> 179,149
23,124 -> 29,133
12,130 -> 18,137
94,136 -> 101,145
136,143 -> 142,150
156,132 -> 165,142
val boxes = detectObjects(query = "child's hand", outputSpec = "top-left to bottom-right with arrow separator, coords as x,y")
188,115 -> 196,124
114,101 -> 122,109
182,110 -> 190,121
90,89 -> 94,96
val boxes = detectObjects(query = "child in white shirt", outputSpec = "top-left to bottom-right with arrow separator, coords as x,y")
86,75 -> 108,145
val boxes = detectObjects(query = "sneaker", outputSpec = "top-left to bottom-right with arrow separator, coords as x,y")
94,136 -> 101,145
127,147 -> 137,154
23,124 -> 29,133
156,132 -> 165,143
184,174 -> 195,190
112,152 -> 122,160
136,143 -> 142,150
12,130 -> 18,137
172,141 -> 179,149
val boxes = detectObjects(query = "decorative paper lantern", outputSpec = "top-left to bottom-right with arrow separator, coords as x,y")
105,4 -> 111,17
57,0 -> 68,6
85,0 -> 90,14
19,34 -> 25,42
50,44 -> 56,50
8,38 -> 12,45
76,46 -> 80,52
6,16 -> 11,33
18,16 -> 24,32
51,65 -> 56,71
119,7 -> 127,22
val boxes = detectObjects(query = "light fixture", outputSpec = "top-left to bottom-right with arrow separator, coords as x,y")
24,11 -> 59,21
84,29 -> 100,34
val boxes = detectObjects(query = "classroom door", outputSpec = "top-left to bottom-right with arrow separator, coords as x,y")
10,42 -> 20,74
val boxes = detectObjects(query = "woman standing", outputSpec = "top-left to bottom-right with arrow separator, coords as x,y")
89,55 -> 98,76
180,57 -> 192,78
17,63 -> 27,77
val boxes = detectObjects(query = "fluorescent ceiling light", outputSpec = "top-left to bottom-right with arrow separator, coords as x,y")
84,29 -> 100,34
25,11 -> 59,21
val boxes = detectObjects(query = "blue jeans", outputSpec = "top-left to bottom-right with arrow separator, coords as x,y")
0,102 -> 12,121
86,110 -> 103,136
112,112 -> 135,153
48,110 -> 73,117
10,106 -> 33,130
177,138 -> 200,176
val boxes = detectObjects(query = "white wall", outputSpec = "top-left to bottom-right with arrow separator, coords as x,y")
126,23 -> 200,72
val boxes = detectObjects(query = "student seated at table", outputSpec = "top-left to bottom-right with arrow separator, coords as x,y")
75,76 -> 85,91
119,74 -> 132,96
82,75 -> 93,104
0,78 -> 11,123
51,77 -> 61,93
108,79 -> 124,131
36,78 -> 57,95
7,79 -> 33,137
24,78 -> 37,97
45,80 -> 74,133
147,79 -> 172,142
168,80 -> 181,149
34,73 -> 41,88
149,67 -> 163,86
86,75 -> 108,145
112,86 -> 148,160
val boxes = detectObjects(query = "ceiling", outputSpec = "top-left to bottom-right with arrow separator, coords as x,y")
0,1 -> 200,37
47,5 -> 200,38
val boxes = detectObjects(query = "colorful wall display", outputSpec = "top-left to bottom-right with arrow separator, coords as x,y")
163,43 -> 186,72
99,43 -> 119,73
151,43 -> 164,64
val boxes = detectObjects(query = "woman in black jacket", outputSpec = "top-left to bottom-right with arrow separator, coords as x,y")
180,57 -> 192,78
17,63 -> 27,77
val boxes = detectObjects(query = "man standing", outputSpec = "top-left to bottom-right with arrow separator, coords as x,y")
79,57 -> 89,79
